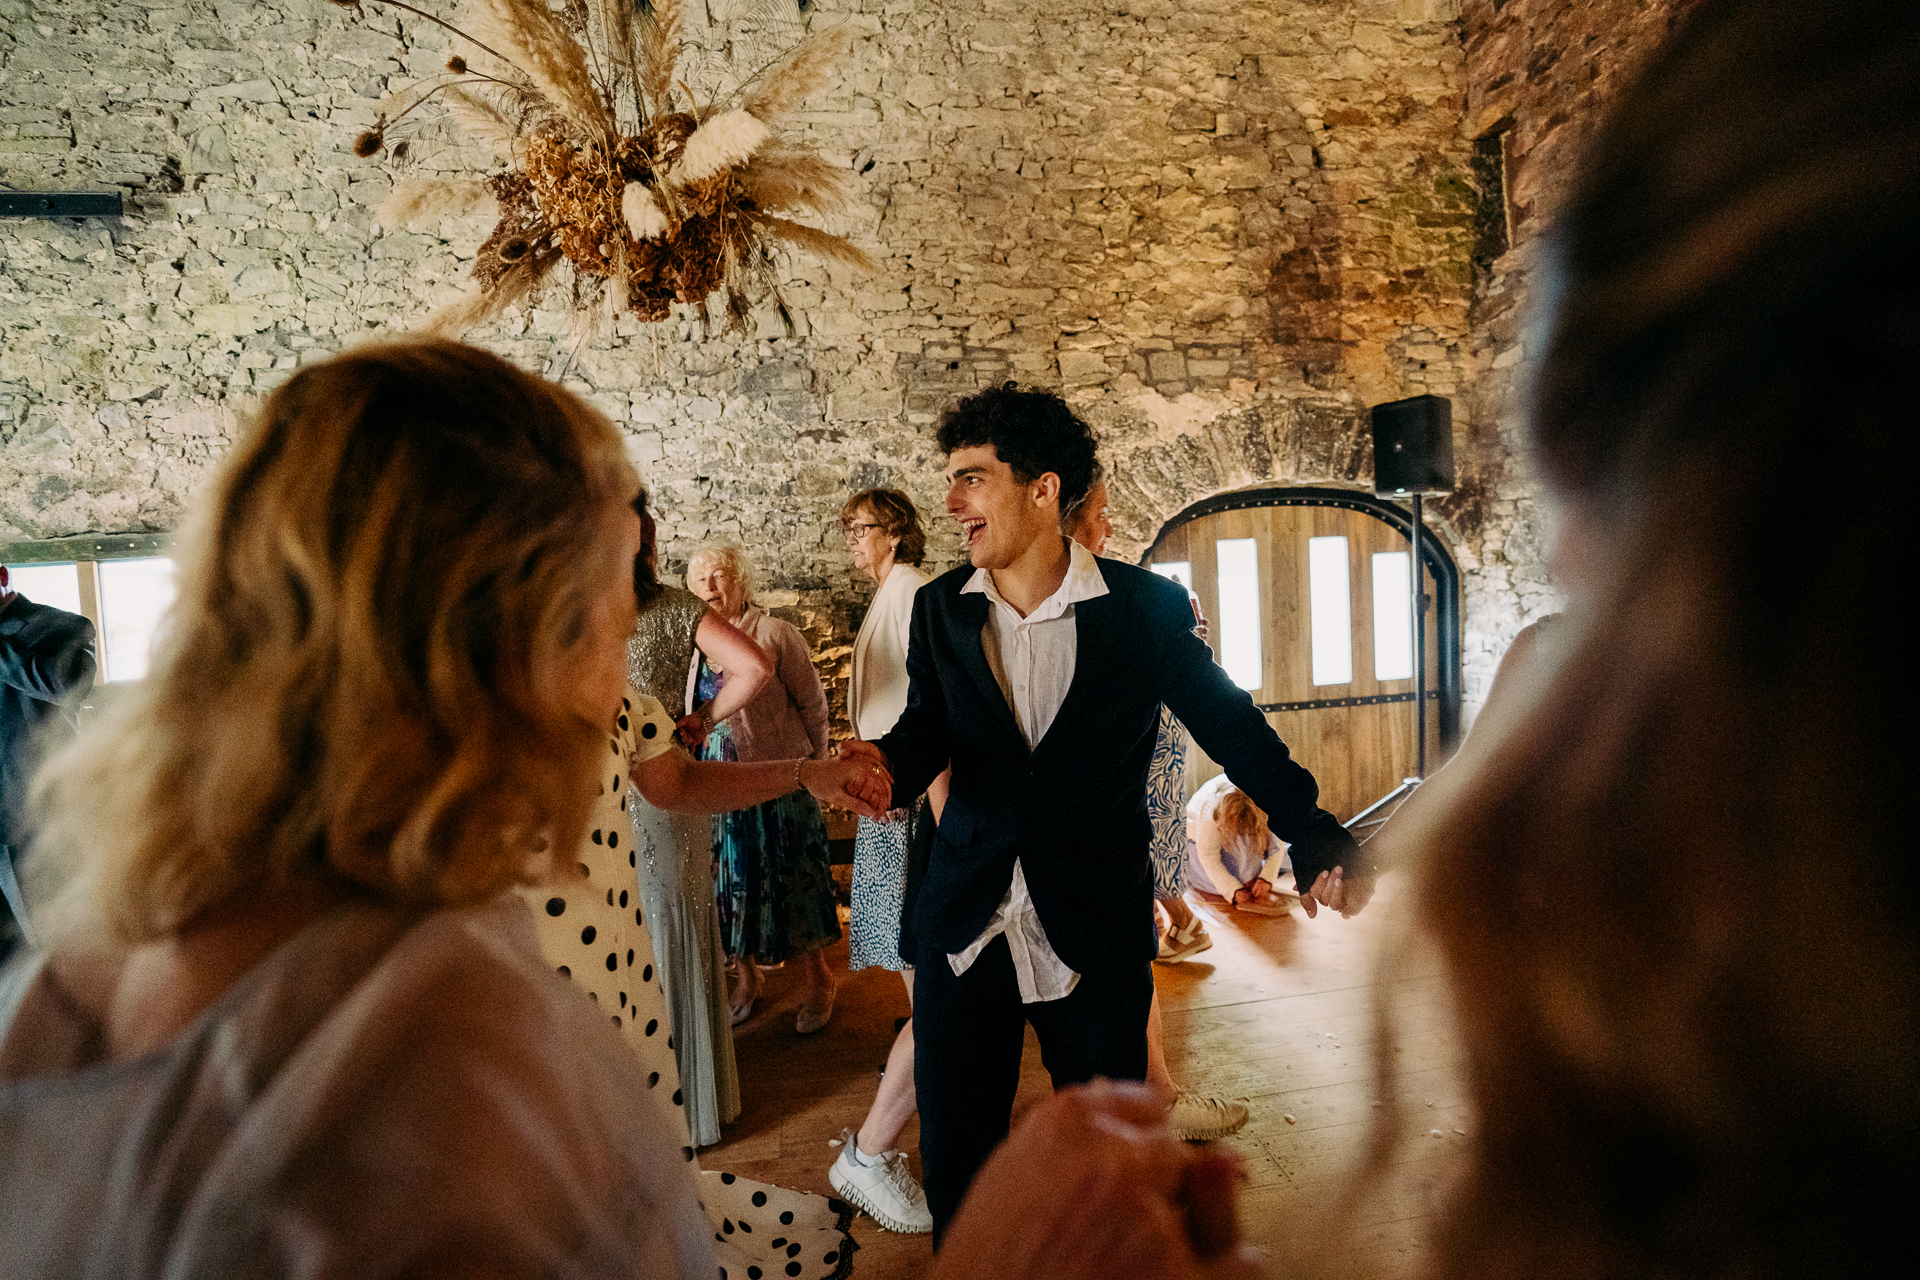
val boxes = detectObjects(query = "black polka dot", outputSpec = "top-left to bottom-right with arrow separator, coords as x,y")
771,1239 -> 787,1250
779,1211 -> 794,1225
605,952 -> 618,972
720,1269 -> 727,1280
545,898 -> 566,917
723,1219 -> 734,1234
610,738 -> 620,754
605,889 -> 615,906
823,1252 -> 838,1265
647,1071 -> 660,1088
752,1191 -> 767,1207
619,992 -> 627,1008
641,722 -> 659,739
609,831 -> 619,848
673,1087 -> 684,1105
557,965 -> 571,978
629,853 -> 636,868
643,964 -> 653,982
738,1219 -> 752,1233
668,1034 -> 675,1050
618,713 -> 629,730
612,774 -> 621,792
715,1233 -> 726,1244
826,1198 -> 848,1215
626,948 -> 636,966
785,1263 -> 802,1277
682,1146 -> 695,1162
622,697 -> 631,711
720,1173 -> 737,1185
749,1269 -> 763,1280
588,991 -> 598,1003
591,829 -> 604,845
580,925 -> 597,945
786,1243 -> 801,1259
611,1014 -> 621,1027
645,1019 -> 659,1036
620,889 -> 629,907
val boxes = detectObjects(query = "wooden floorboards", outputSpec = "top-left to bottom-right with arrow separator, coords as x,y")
705,876 -> 1466,1279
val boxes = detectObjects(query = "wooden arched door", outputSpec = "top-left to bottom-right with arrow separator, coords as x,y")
1143,488 -> 1461,823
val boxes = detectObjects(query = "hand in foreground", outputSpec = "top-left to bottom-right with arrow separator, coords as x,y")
933,1080 -> 1264,1280
800,756 -> 893,821
832,738 -> 891,772
1300,866 -> 1375,919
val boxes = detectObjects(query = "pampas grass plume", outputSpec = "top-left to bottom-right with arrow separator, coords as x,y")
622,182 -> 669,239
672,110 -> 768,183
377,179 -> 500,230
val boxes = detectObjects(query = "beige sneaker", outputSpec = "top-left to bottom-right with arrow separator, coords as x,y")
1168,1092 -> 1250,1141
1155,918 -> 1212,963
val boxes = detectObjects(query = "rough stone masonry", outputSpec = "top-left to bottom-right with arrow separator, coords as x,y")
0,0 -> 1681,730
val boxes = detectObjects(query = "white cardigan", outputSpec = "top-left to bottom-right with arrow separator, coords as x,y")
848,562 -> 929,741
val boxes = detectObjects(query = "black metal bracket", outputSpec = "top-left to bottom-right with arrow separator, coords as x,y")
0,191 -> 124,219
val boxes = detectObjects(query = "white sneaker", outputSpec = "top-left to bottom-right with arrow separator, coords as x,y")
1156,918 -> 1212,963
1167,1092 -> 1250,1141
828,1133 -> 933,1233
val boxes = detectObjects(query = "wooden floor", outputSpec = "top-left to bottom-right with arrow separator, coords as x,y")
707,875 -> 1467,1279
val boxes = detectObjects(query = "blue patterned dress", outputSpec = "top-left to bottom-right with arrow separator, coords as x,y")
1145,704 -> 1190,900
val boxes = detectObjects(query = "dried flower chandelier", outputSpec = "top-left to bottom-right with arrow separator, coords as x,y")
330,0 -> 870,336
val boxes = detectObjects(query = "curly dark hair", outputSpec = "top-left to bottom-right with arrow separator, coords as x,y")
935,383 -> 1098,514
841,487 -> 928,567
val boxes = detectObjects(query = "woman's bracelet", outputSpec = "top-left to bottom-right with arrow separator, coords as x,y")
791,756 -> 806,794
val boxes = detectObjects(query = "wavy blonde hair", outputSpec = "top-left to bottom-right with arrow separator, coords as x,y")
30,340 -> 637,943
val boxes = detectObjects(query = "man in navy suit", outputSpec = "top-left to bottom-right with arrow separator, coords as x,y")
1,564 -> 97,956
845,386 -> 1374,1238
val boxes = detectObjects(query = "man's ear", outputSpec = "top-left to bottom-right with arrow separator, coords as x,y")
1030,471 -> 1061,510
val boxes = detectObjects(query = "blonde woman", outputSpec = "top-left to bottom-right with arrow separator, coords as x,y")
0,341 -> 886,1274
684,545 -> 840,1032
1182,773 -> 1296,913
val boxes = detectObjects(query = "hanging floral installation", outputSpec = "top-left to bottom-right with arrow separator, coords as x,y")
331,0 -> 870,337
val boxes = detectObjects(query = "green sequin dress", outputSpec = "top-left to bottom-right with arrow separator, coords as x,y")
625,585 -> 740,1147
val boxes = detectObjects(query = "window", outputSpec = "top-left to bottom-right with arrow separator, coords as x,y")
6,561 -> 83,616
1214,539 -> 1263,691
97,557 -> 177,683
1372,551 -> 1414,681
1307,535 -> 1353,687
1150,561 -> 1192,590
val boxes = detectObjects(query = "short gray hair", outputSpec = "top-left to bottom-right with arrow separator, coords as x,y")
685,542 -> 754,598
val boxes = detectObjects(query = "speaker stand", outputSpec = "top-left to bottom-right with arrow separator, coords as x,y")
1345,493 -> 1428,837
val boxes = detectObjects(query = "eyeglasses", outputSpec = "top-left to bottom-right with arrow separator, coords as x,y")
842,521 -> 883,540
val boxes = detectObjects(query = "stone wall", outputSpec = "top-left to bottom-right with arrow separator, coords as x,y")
1451,0 -> 1699,703
5,0 -> 1503,730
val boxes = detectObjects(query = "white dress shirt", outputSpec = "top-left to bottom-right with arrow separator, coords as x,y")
947,539 -> 1110,1002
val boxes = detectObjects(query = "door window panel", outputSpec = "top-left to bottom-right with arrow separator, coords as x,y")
98,556 -> 177,683
1372,551 -> 1414,680
1308,535 -> 1353,687
1214,539 -> 1263,691
7,562 -> 83,616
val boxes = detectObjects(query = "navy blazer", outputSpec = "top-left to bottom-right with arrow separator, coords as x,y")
875,555 -> 1364,974
0,596 -> 96,846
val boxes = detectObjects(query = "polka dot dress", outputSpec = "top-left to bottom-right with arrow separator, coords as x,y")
525,690 -> 855,1280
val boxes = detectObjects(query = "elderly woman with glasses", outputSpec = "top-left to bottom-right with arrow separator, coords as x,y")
684,545 -> 841,1034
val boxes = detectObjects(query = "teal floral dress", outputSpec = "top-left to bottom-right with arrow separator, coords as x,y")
695,657 -> 843,963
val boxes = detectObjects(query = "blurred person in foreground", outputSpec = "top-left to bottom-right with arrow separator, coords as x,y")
939,0 -> 1920,1275
0,340 -> 886,1275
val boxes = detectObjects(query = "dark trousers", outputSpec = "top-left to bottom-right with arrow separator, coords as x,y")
913,933 -> 1154,1243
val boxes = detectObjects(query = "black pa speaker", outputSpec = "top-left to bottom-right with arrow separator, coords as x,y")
1370,394 -> 1455,496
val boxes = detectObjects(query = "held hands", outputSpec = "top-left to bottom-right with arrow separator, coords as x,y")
799,753 -> 893,820
1300,866 -> 1375,919
933,1081 -> 1263,1280
674,713 -> 707,751
1231,880 -> 1272,907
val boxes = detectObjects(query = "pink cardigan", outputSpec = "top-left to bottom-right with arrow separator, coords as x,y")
702,605 -> 831,763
